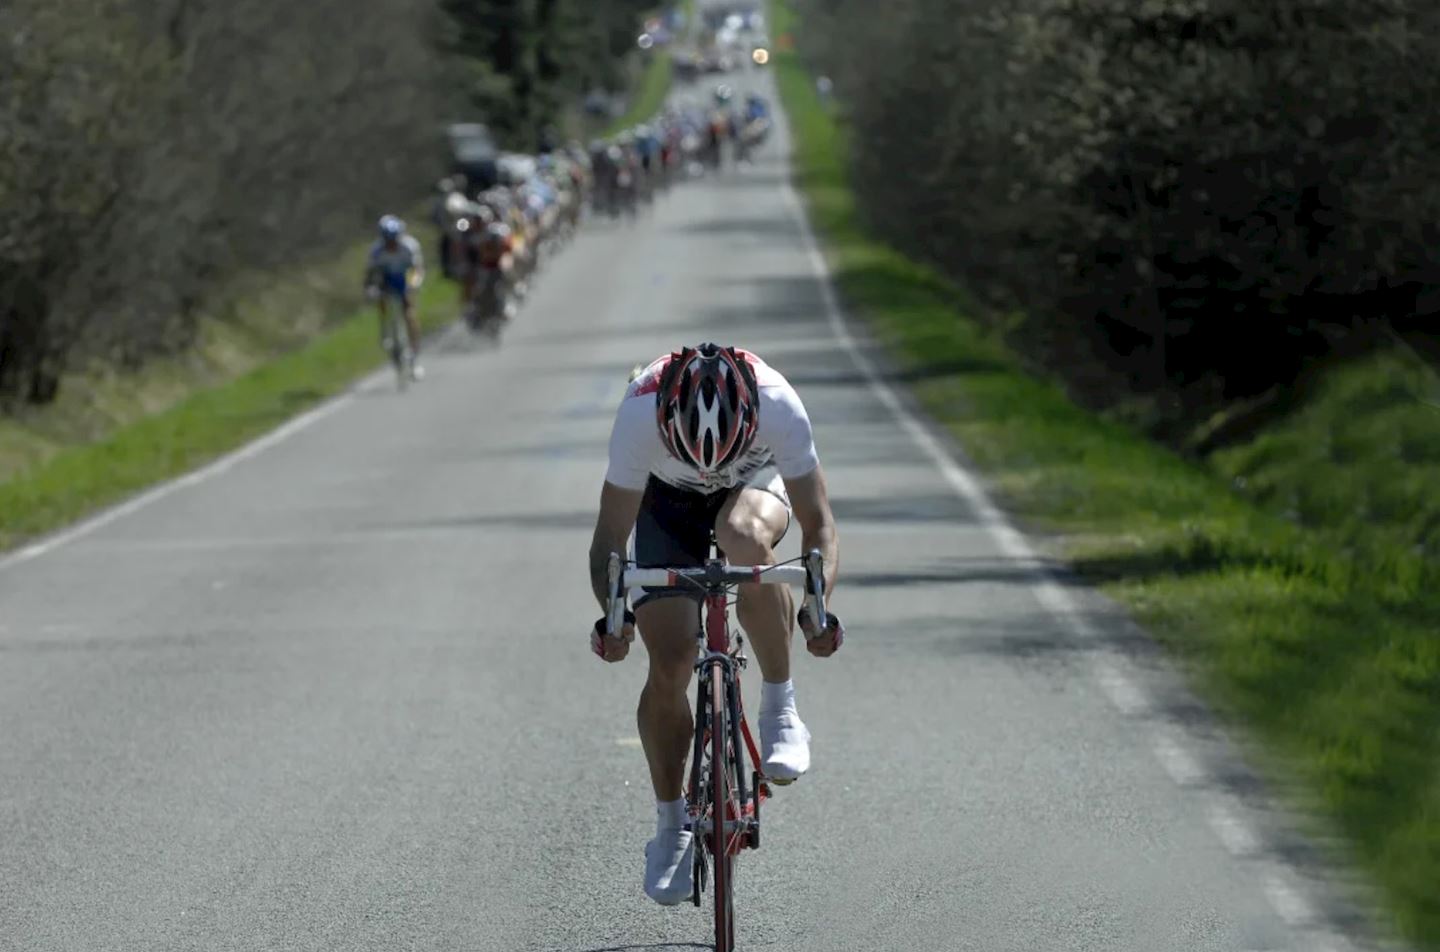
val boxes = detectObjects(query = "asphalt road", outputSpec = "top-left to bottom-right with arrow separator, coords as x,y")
0,69 -> 1382,952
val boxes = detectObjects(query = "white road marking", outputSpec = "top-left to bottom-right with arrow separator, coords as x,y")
1207,799 -> 1262,856
0,395 -> 355,573
1091,658 -> 1149,715
1153,732 -> 1206,786
615,737 -> 644,748
1263,870 -> 1317,926
0,307 -> 466,574
0,323 -> 464,576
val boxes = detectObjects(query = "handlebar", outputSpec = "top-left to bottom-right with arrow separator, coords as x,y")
606,549 -> 828,641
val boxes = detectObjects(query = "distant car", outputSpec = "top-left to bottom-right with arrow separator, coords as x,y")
583,90 -> 615,117
702,50 -> 737,73
497,153 -> 537,187
673,51 -> 701,82
447,122 -> 498,193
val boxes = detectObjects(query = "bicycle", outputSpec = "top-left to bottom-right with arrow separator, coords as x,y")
368,284 -> 415,391
604,547 -> 830,952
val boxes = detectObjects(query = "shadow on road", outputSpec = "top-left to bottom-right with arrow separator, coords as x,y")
713,170 -> 794,190
364,510 -> 597,532
672,215 -> 797,238
568,945 -> 711,952
829,493 -> 977,525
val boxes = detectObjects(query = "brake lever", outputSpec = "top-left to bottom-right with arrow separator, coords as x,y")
802,548 -> 827,640
606,552 -> 625,638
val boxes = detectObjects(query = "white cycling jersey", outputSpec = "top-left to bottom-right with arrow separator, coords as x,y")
606,350 -> 819,493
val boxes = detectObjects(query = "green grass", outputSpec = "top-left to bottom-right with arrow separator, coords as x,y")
0,0 -> 697,548
602,55 -> 672,138
771,1 -> 1440,945
600,0 -> 693,138
0,241 -> 377,480
0,243 -> 453,551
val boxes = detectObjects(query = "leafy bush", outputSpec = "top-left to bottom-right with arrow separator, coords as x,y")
799,0 -> 1440,430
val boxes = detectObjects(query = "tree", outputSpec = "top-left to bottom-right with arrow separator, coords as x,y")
798,0 -> 1440,435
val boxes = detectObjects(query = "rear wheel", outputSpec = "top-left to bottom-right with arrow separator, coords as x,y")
710,670 -> 736,952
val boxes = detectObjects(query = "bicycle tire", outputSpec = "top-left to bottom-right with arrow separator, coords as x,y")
396,316 -> 413,391
710,669 -> 736,952
688,668 -> 710,909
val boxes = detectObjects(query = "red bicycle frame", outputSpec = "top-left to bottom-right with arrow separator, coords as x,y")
703,587 -> 768,837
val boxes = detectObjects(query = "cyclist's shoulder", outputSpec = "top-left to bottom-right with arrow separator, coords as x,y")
624,353 -> 672,398
401,234 -> 423,254
736,349 -> 790,391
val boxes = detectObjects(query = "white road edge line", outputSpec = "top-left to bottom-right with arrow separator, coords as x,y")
0,315 -> 466,574
1263,870 -> 1318,926
777,155 -> 1337,938
776,178 -> 1135,678
1206,798 -> 1262,856
0,378 -> 361,573
1091,657 -> 1150,715
1153,731 -> 1207,786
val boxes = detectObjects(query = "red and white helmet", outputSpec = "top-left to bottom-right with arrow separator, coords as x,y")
655,343 -> 760,472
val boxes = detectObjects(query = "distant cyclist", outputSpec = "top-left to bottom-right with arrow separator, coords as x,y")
587,343 -> 844,905
736,93 -> 772,163
744,92 -> 769,124
365,215 -> 425,380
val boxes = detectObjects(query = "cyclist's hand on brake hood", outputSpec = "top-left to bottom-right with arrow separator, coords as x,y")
591,613 -> 636,663
799,608 -> 844,658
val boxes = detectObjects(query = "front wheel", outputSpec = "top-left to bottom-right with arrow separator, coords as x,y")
710,671 -> 736,952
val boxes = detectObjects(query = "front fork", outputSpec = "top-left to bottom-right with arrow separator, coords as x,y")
688,651 -> 762,851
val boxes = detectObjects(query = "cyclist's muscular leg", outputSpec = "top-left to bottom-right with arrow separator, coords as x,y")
717,487 -> 810,781
715,488 -> 793,683
635,597 -> 701,800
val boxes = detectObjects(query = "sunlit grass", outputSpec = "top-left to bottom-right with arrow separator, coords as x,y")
604,52 -> 674,138
601,0 -> 693,138
772,1 -> 1440,944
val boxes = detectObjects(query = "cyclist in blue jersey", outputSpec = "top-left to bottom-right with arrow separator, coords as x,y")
744,93 -> 769,123
365,215 -> 426,381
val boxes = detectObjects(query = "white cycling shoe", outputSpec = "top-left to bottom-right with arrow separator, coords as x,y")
760,708 -> 811,783
644,826 -> 694,905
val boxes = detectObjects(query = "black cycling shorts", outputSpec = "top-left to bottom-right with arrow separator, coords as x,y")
632,465 -> 791,608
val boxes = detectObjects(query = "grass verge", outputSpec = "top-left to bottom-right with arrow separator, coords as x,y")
0,244 -> 453,552
601,0 -> 693,138
0,0 -> 698,551
609,53 -> 672,134
771,1 -> 1440,945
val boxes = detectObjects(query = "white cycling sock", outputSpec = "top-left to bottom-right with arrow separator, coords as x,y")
656,797 -> 687,832
761,678 -> 796,715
